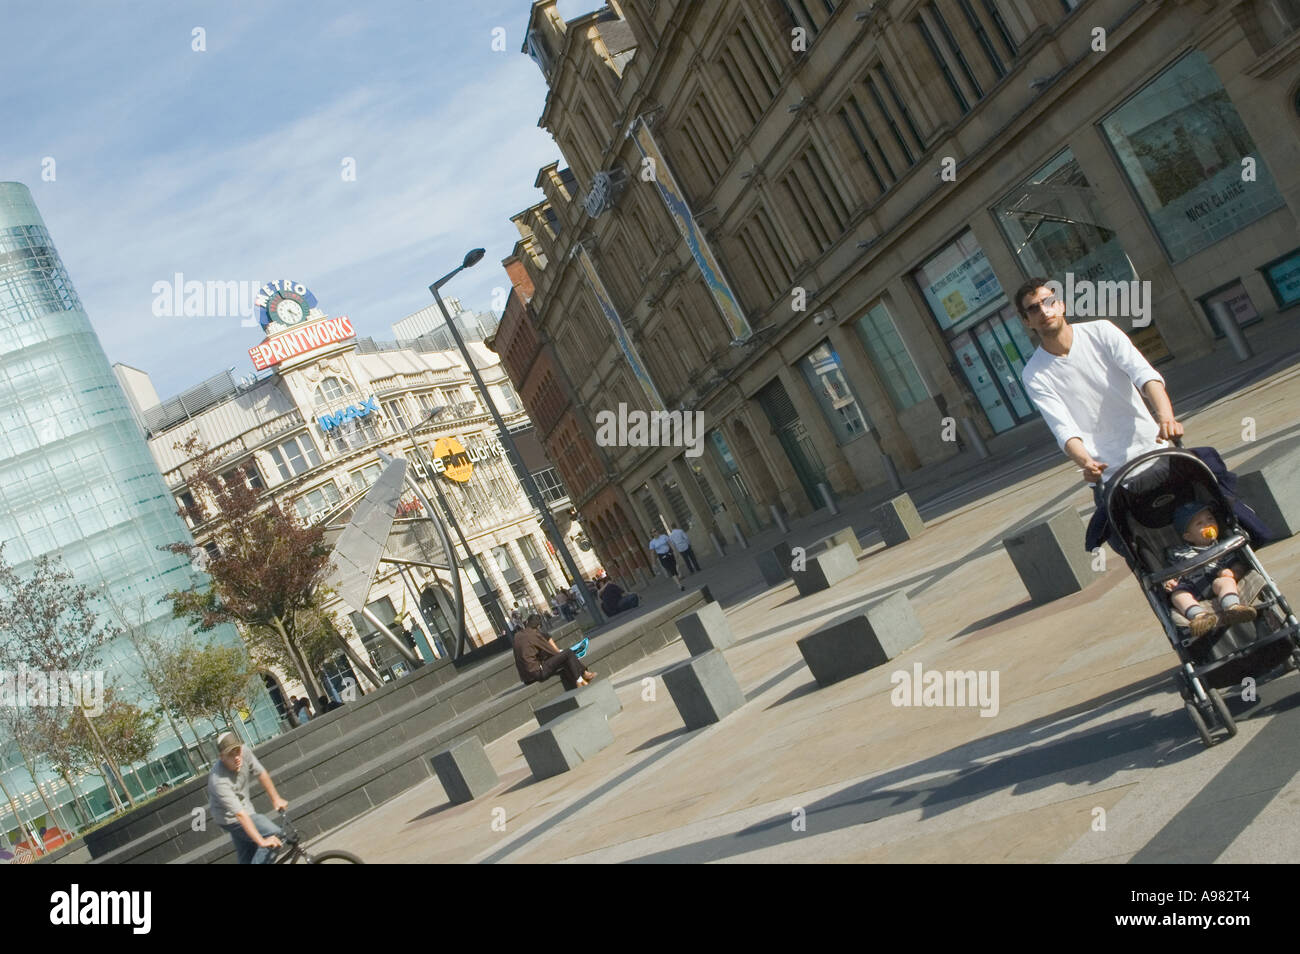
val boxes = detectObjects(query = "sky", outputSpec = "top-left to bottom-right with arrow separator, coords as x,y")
0,0 -> 594,399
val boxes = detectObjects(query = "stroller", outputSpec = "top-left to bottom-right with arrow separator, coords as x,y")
1102,447 -> 1300,747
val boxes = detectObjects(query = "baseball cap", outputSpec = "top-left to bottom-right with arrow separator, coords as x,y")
1173,502 -> 1212,536
217,732 -> 243,755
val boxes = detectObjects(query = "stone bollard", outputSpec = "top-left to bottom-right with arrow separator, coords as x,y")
430,737 -> 499,804
518,706 -> 614,779
675,601 -> 734,655
796,592 -> 923,687
810,526 -> 863,556
1237,440 -> 1300,539
791,542 -> 858,597
873,493 -> 924,547
1002,507 -> 1094,604
662,650 -> 747,731
755,540 -> 794,587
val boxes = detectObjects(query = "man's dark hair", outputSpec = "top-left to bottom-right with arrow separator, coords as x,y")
1013,277 -> 1054,321
525,613 -> 542,628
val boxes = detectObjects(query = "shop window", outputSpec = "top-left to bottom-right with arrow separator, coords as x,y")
1099,51 -> 1285,263
854,303 -> 930,411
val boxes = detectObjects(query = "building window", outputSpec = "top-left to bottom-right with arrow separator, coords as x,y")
269,434 -> 321,481
913,229 -> 1004,332
177,490 -> 200,527
222,461 -> 263,491
294,481 -> 341,524
1099,51 -> 1285,263
854,303 -> 930,411
993,148 -> 1134,285
314,376 -> 355,405
916,15 -> 970,114
957,0 -> 1008,80
349,462 -> 384,495
532,467 -> 567,504
799,342 -> 870,443
491,545 -> 521,582
383,399 -> 409,431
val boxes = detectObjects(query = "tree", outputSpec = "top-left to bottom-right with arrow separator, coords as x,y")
0,545 -> 137,810
100,593 -> 202,776
163,436 -> 337,702
175,641 -> 256,742
61,689 -> 161,803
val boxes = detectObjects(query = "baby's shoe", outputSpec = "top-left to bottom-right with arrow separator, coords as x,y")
1220,603 -> 1257,628
1187,611 -> 1219,641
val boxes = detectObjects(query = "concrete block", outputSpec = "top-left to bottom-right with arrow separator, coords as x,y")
791,542 -> 859,597
662,650 -> 747,731
797,592 -> 923,687
532,679 -> 622,726
430,737 -> 499,804
1238,441 -> 1300,538
874,494 -> 924,546
518,706 -> 614,779
755,541 -> 794,586
675,601 -> 734,655
811,526 -> 863,556
1002,507 -> 1095,604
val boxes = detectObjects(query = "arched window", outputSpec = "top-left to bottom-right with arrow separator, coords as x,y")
314,376 -> 355,406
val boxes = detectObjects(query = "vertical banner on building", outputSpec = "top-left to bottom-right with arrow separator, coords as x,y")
631,118 -> 753,343
574,245 -> 666,411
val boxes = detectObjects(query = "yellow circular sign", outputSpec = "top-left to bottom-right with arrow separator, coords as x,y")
434,436 -> 474,483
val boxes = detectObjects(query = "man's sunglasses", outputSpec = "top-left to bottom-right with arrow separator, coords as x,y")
1024,295 -> 1062,316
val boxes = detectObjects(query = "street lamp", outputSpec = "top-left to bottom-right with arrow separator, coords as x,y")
429,249 -> 605,628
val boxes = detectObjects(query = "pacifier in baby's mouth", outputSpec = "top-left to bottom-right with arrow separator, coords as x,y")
1201,526 -> 1218,542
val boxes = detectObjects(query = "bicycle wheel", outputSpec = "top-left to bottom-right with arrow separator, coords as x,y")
310,850 -> 364,864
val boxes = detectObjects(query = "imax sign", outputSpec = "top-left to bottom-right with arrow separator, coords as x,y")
319,396 -> 379,432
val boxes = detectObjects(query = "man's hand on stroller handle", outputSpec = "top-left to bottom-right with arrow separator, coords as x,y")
1156,416 -> 1184,443
1163,578 -> 1181,593
1064,438 -> 1107,483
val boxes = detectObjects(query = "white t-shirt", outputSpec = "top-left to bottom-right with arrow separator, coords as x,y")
1020,320 -> 1164,483
649,534 -> 672,556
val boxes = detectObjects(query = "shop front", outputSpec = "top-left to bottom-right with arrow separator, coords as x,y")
913,230 -> 1039,435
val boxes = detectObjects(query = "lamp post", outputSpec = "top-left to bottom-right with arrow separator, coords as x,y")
430,249 -> 604,627
400,409 -> 508,655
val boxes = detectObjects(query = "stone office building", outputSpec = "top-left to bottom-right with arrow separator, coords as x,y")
119,288 -> 600,707
501,0 -> 1300,571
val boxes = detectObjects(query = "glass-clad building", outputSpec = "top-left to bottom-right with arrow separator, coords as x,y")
0,183 -> 278,848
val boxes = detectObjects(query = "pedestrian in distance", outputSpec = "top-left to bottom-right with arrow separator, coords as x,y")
649,530 -> 684,591
669,525 -> 701,574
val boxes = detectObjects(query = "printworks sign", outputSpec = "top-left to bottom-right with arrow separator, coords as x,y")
249,316 -> 356,370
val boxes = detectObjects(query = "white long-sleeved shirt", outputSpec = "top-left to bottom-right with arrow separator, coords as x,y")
1020,319 -> 1164,483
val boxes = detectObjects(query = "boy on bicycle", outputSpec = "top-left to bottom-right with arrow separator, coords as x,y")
208,732 -> 289,864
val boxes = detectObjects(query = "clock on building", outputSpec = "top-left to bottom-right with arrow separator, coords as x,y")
255,280 -> 320,331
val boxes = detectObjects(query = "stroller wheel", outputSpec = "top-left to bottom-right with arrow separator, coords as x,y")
1207,687 -> 1237,738
1184,700 -> 1214,748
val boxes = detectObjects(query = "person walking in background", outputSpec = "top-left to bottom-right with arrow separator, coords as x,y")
669,525 -> 700,575
649,530 -> 684,591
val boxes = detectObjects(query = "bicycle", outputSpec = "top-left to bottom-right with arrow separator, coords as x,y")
270,810 -> 364,864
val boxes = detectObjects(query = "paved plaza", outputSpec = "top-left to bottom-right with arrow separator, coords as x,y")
309,335 -> 1300,864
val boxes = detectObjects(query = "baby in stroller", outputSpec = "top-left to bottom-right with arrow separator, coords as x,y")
1163,501 -> 1257,641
